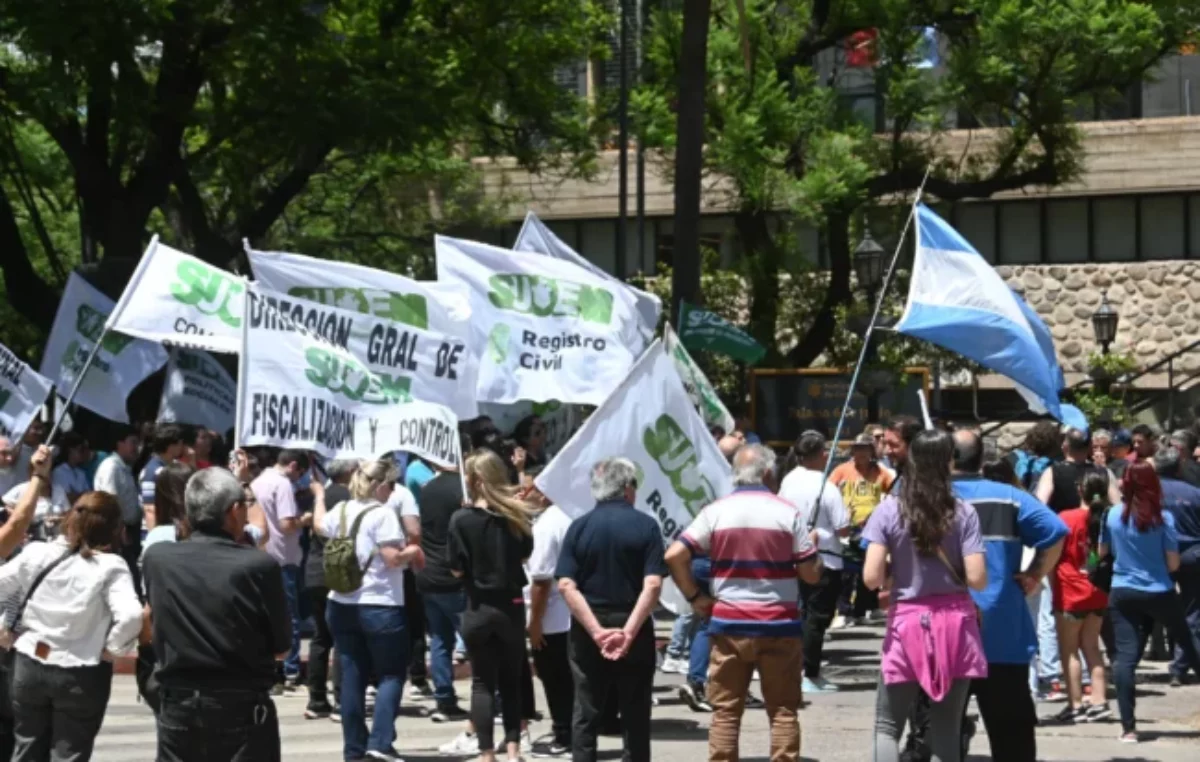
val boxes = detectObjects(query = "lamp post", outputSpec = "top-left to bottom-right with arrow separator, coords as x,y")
852,228 -> 888,424
1091,291 -> 1119,355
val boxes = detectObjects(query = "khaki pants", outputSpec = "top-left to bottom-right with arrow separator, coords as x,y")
707,635 -> 803,762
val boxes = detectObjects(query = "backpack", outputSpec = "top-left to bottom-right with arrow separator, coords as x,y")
323,502 -> 380,594
1011,450 -> 1052,492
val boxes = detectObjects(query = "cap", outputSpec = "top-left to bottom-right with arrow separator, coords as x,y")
851,433 -> 875,449
1112,430 -> 1133,447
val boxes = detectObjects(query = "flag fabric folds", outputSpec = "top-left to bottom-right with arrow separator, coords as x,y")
678,301 -> 766,365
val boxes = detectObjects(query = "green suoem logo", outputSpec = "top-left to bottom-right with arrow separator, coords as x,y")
487,275 -> 613,325
643,414 -> 716,517
170,260 -> 244,328
75,306 -> 135,355
287,287 -> 428,330
487,323 -> 511,364
303,346 -> 411,405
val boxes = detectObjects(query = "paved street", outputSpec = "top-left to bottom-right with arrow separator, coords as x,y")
94,624 -> 1200,761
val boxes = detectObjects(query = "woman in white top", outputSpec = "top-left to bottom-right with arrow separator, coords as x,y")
0,490 -> 143,762
317,459 -> 425,762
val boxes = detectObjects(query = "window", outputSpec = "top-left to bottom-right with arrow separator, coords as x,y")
1045,200 -> 1089,263
579,220 -> 617,274
998,202 -> 1041,264
955,203 -> 996,262
1093,198 -> 1137,261
1140,195 -> 1185,260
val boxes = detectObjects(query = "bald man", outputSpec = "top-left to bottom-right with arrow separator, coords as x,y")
717,436 -> 741,463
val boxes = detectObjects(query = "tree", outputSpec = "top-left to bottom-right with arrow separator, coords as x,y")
635,0 -> 1200,367
0,0 -> 607,341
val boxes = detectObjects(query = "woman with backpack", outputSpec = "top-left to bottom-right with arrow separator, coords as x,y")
318,459 -> 425,762
863,429 -> 988,762
1101,460 -> 1200,743
448,449 -> 538,762
1048,470 -> 1112,724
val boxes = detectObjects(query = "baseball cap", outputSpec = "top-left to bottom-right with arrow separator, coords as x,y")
1112,430 -> 1133,448
851,433 -> 875,449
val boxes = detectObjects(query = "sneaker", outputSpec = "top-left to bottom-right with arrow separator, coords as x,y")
660,656 -> 688,675
330,703 -> 341,723
750,669 -> 760,682
802,676 -> 840,694
1048,705 -> 1085,725
1119,731 -> 1138,743
1170,673 -> 1184,688
270,683 -> 285,696
408,681 -> 436,702
1043,681 -> 1068,702
745,691 -> 765,709
365,750 -> 405,762
530,735 -> 570,758
304,703 -> 333,720
830,615 -> 859,630
678,682 -> 713,713
438,731 -> 479,755
430,703 -> 470,723
1084,703 -> 1113,722
495,729 -> 533,753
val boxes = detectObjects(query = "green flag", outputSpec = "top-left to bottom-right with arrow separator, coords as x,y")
678,301 -> 766,365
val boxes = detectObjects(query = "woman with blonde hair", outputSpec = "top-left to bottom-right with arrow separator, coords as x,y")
319,458 -> 425,762
449,449 -> 538,762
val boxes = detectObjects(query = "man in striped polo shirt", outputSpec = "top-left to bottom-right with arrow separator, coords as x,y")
665,444 -> 822,762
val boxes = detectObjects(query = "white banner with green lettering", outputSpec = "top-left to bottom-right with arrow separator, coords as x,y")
535,340 -> 732,612
0,342 -> 53,439
158,348 -> 237,433
237,283 -> 462,468
40,274 -> 169,423
435,235 -> 643,406
663,323 -> 735,434
107,239 -> 246,354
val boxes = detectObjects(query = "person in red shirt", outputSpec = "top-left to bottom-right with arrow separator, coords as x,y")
1050,470 -> 1112,723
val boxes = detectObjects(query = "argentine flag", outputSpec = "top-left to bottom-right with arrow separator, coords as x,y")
895,204 -> 1087,431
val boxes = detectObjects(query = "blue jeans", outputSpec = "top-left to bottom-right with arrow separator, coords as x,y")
1026,585 -> 1060,693
424,590 -> 466,705
1172,564 -> 1200,678
666,612 -> 700,660
687,557 -> 712,686
327,601 -> 409,759
281,565 -> 302,680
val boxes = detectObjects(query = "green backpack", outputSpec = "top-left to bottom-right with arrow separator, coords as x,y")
323,502 -> 380,594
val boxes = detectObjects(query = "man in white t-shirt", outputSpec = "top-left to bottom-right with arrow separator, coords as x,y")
51,432 -> 91,505
778,430 -> 850,694
522,467 -> 574,757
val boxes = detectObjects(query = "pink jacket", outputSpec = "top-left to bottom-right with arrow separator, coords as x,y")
879,592 -> 988,701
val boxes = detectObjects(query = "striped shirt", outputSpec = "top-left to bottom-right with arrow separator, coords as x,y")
679,485 -> 817,637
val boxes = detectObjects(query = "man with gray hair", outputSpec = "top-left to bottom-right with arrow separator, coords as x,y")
1169,429 -> 1200,489
556,457 -> 666,762
665,444 -> 821,761
143,468 -> 291,762
1153,446 -> 1200,686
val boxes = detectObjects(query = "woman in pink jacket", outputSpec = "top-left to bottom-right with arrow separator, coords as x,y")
863,429 -> 988,762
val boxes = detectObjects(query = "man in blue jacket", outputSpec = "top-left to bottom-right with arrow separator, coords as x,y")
951,430 -> 1067,762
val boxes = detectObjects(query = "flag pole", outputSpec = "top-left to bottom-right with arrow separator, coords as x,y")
819,168 -> 932,488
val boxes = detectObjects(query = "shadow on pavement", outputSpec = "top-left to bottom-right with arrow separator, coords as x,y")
648,717 -> 708,741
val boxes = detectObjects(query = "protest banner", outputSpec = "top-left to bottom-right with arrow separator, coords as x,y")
107,239 -> 245,353
435,235 -> 643,406
477,400 -> 582,457
678,300 -> 766,365
247,247 -> 471,337
237,283 -> 462,468
513,211 -> 662,340
535,340 -> 732,613
158,349 -> 237,433
40,274 -> 168,423
0,342 -> 53,439
663,323 -> 736,434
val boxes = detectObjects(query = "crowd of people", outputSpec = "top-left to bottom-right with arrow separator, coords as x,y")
0,407 -> 1197,762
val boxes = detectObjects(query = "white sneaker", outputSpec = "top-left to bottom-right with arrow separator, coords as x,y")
660,656 -> 688,674
497,729 -> 533,753
751,669 -> 761,682
439,731 -> 479,755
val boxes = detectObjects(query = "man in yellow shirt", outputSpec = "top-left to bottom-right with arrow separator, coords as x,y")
828,434 -> 895,627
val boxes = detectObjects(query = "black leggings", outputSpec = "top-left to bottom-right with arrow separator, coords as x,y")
462,600 -> 526,750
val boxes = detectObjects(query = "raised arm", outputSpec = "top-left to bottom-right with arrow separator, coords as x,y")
0,446 -> 51,557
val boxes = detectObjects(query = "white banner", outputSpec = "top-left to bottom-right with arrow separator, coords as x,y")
477,400 -> 582,458
158,348 -> 237,433
435,235 -> 643,406
238,284 -> 462,468
107,238 -> 245,354
0,342 -> 53,439
663,324 -> 736,434
514,212 -> 661,340
247,247 -> 471,337
40,274 -> 169,423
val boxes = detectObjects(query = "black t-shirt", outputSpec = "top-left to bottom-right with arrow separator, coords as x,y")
416,472 -> 465,594
143,532 -> 291,692
1048,460 -> 1104,513
448,506 -> 534,604
305,483 -> 351,589
555,500 -> 668,610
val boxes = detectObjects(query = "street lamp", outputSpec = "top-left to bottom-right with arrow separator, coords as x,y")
1091,291 -> 1119,355
853,229 -> 886,296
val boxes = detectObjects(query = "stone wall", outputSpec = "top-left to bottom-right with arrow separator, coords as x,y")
997,261 -> 1200,374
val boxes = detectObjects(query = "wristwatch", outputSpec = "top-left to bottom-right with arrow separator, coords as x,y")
685,589 -> 702,603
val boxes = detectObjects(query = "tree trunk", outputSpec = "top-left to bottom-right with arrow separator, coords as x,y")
735,209 -> 782,363
0,187 -> 61,332
787,207 -> 853,367
670,0 -> 711,324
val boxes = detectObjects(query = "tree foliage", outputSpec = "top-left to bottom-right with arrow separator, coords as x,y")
635,0 -> 1200,369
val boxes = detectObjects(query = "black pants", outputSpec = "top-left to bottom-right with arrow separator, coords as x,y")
122,524 -> 143,599
306,587 -> 339,708
157,686 -> 280,762
534,632 -> 574,745
11,654 -> 112,762
404,571 -> 428,683
569,611 -> 654,762
462,600 -> 526,750
521,643 -> 538,720
972,662 -> 1037,762
800,567 -> 842,679
1109,587 -> 1200,733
